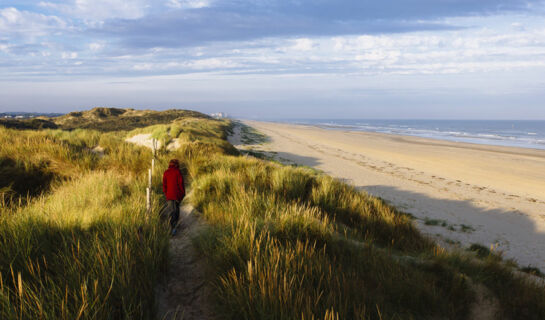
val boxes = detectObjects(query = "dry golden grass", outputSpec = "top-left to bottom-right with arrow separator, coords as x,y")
1,109 -> 544,320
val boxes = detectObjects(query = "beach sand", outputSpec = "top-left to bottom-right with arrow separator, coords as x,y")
233,120 -> 545,271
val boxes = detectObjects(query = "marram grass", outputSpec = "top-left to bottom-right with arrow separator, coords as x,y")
183,122 -> 545,320
1,110 -> 545,320
0,171 -> 169,320
0,117 -> 175,319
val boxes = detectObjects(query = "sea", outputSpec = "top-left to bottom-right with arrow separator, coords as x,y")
278,119 -> 545,151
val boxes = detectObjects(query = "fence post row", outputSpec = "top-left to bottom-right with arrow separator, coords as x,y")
146,138 -> 157,215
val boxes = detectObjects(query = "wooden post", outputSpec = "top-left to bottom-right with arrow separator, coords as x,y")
152,138 -> 157,157
146,187 -> 151,214
148,168 -> 153,214
147,140 -> 157,216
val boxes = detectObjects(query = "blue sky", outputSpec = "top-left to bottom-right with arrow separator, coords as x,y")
1,0 -> 545,119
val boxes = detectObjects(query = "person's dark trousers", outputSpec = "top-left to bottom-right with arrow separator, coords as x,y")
160,200 -> 180,229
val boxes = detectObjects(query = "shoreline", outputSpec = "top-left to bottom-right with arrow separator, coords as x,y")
233,120 -> 545,271
252,119 -> 545,152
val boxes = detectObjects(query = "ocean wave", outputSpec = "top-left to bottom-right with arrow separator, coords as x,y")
291,119 -> 545,150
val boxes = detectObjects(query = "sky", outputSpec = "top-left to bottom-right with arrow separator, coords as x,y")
1,0 -> 545,119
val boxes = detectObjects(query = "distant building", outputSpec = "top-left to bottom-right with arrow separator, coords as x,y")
211,112 -> 228,119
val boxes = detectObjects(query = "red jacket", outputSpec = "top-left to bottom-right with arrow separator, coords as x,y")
163,165 -> 185,201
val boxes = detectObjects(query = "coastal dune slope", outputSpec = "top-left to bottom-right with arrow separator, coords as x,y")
242,120 -> 545,271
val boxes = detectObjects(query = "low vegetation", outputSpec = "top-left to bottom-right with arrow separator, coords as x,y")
1,108 -> 544,319
0,109 -> 217,319
182,122 -> 545,319
0,171 -> 168,319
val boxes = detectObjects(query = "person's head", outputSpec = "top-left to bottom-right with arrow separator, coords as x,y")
169,159 -> 180,168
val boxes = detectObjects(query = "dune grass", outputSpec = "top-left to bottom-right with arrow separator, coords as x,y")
0,126 -> 155,203
188,157 -> 472,319
1,109 -> 544,320
180,122 -> 545,320
0,171 -> 169,320
0,109 -> 205,319
54,108 -> 210,132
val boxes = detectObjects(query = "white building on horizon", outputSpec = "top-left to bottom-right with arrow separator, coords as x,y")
211,112 -> 228,119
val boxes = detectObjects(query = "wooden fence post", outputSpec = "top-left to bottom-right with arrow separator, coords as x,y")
148,168 -> 153,215
152,138 -> 157,157
146,187 -> 151,214
146,139 -> 158,216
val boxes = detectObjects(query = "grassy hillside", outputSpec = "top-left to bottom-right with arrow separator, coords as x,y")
135,114 -> 545,319
178,124 -> 545,319
55,108 -> 211,132
0,107 -> 211,132
0,108 -> 219,319
1,108 -> 544,320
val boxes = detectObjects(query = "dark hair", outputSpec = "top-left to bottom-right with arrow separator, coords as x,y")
169,159 -> 180,167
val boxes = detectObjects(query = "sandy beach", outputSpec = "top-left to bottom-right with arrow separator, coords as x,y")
232,120 -> 545,271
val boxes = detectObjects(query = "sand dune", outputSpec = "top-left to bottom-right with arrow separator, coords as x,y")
239,120 -> 545,271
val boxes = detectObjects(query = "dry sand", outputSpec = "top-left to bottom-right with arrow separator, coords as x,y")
235,120 -> 545,271
156,205 -> 216,320
125,133 -> 180,151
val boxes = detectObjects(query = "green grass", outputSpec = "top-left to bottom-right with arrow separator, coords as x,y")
0,109 -> 221,319
0,171 -> 169,319
0,118 -> 58,130
54,108 -> 210,132
423,217 -> 448,227
2,108 -> 544,320
180,122 -> 545,320
188,156 -> 477,319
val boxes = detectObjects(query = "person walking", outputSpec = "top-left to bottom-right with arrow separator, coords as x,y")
161,159 -> 185,236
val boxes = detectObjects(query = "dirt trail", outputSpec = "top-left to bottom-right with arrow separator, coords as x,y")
155,204 -> 216,320
124,134 -> 216,319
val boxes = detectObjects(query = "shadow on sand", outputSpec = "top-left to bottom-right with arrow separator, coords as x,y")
272,151 -> 323,167
360,184 -> 545,272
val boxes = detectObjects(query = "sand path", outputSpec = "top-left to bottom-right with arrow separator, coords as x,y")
125,136 -> 215,319
234,120 -> 545,271
155,204 -> 216,320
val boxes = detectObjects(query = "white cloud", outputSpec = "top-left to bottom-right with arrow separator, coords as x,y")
89,42 -> 105,51
40,0 -> 149,21
166,0 -> 211,9
131,57 -> 239,72
61,51 -> 78,59
511,22 -> 525,31
133,63 -> 153,71
297,26 -> 545,75
2,4 -> 545,80
185,57 -> 239,69
76,0 -> 148,20
291,38 -> 314,51
0,7 -> 66,37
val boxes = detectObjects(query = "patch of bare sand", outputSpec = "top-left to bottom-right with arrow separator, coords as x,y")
90,145 -> 104,157
240,120 -> 545,272
125,133 -> 181,151
126,134 -> 159,149
156,205 -> 216,320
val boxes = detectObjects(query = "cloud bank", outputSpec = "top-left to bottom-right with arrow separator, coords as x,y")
1,0 -> 545,118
